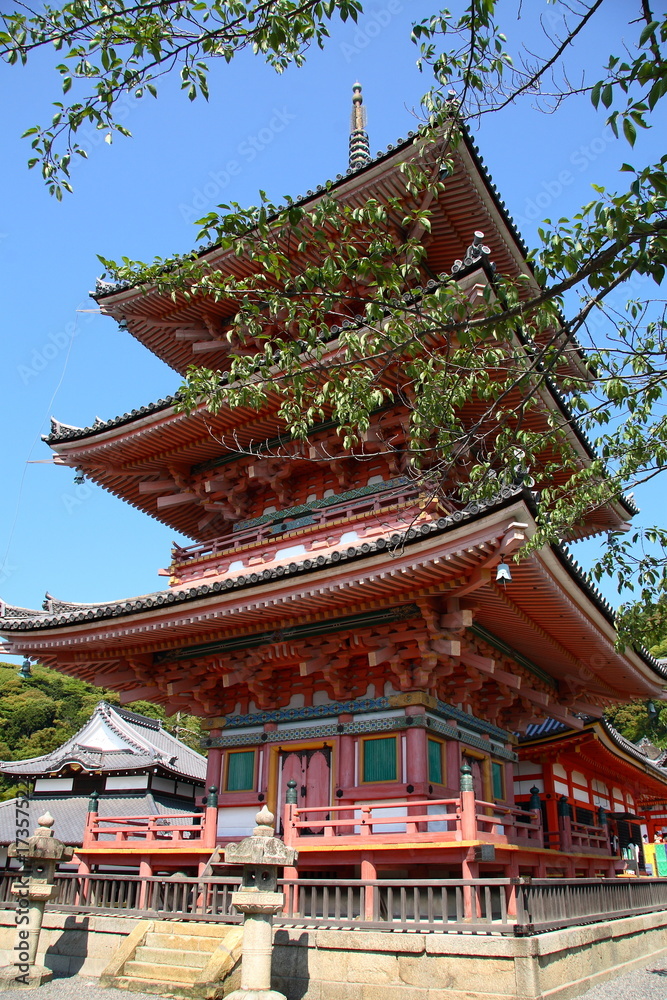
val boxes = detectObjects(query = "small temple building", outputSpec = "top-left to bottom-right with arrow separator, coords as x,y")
0,701 -> 206,871
516,717 -> 667,873
1,88 -> 666,881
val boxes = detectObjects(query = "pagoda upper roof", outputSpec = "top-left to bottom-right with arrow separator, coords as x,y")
90,122 -> 551,376
1,489 -> 664,710
0,700 -> 206,780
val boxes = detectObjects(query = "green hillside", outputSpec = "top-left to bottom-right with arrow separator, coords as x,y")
0,661 -> 202,800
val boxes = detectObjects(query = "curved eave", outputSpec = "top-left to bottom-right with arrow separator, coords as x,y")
2,494 -> 664,702
94,129 -> 547,376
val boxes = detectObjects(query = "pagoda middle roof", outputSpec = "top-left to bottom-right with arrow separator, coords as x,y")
1,490 -> 665,706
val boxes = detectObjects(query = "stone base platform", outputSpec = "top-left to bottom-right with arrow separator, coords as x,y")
2,907 -> 667,998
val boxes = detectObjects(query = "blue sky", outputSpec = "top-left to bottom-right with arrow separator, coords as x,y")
0,1 -> 663,662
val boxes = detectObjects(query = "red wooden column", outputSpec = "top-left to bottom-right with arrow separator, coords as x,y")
336,717 -> 355,833
204,733 -> 223,790
405,706 -> 428,785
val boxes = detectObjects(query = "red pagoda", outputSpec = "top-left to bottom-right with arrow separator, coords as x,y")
1,89 -> 665,882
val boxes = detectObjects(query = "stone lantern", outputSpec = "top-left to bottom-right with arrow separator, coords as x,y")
223,805 -> 298,1000
0,812 -> 74,989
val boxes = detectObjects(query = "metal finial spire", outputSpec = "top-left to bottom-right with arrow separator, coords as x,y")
349,82 -> 371,170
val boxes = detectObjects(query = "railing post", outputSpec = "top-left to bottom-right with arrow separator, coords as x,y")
460,763 -> 477,841
204,785 -> 219,848
283,781 -> 299,913
529,786 -> 544,848
283,779 -> 298,848
558,796 -> 572,852
83,791 -> 99,848
137,859 -> 152,910
361,856 -> 376,921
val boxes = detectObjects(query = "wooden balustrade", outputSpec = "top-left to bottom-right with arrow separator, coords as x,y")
3,871 -> 666,937
171,485 -> 421,576
473,799 -> 543,847
83,812 -> 206,848
283,796 -> 543,848
283,798 -> 462,846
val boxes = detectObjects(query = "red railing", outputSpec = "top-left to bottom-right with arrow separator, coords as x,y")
83,813 -> 210,849
171,484 -> 422,579
283,796 -> 542,848
284,798 -> 461,845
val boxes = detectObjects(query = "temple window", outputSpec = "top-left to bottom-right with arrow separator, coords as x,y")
427,738 -> 445,785
361,735 -> 397,783
225,749 -> 256,792
491,761 -> 505,800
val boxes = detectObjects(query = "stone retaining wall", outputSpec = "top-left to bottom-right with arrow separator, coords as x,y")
1,908 -> 667,998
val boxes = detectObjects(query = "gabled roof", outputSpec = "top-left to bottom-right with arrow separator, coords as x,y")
0,701 -> 205,781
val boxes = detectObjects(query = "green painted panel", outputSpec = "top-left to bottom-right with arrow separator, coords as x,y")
226,750 -> 255,791
492,761 -> 504,800
428,738 -> 443,784
363,737 -> 397,783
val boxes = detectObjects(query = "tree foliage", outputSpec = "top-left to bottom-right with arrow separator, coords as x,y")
0,662 -> 202,800
3,1 -> 667,646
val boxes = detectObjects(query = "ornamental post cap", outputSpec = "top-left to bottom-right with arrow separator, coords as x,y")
254,806 -> 275,836
37,812 -> 54,831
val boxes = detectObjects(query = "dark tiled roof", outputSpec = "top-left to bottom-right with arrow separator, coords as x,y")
521,718 -> 570,740
0,702 -> 206,781
0,793 -> 200,847
44,398 -> 180,444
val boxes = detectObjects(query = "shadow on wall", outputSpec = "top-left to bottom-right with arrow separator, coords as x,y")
273,930 -> 309,1000
44,915 -> 90,977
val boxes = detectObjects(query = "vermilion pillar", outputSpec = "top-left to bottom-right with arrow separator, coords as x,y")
405,706 -> 428,787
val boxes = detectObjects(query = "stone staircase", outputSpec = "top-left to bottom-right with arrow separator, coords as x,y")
101,919 -> 242,998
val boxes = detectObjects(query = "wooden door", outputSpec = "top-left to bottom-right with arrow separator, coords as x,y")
279,747 -> 331,834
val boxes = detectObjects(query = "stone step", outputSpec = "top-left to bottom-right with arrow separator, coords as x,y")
134,946 -> 210,969
153,920 -> 228,938
144,932 -> 220,953
123,961 -> 201,984
110,976 -> 218,999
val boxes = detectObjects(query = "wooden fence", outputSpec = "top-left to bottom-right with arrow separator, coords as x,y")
3,871 -> 667,936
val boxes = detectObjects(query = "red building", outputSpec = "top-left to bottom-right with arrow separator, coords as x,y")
517,717 -> 667,870
1,91 -> 665,881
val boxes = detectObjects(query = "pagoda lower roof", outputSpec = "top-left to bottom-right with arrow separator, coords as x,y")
1,490 -> 664,705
